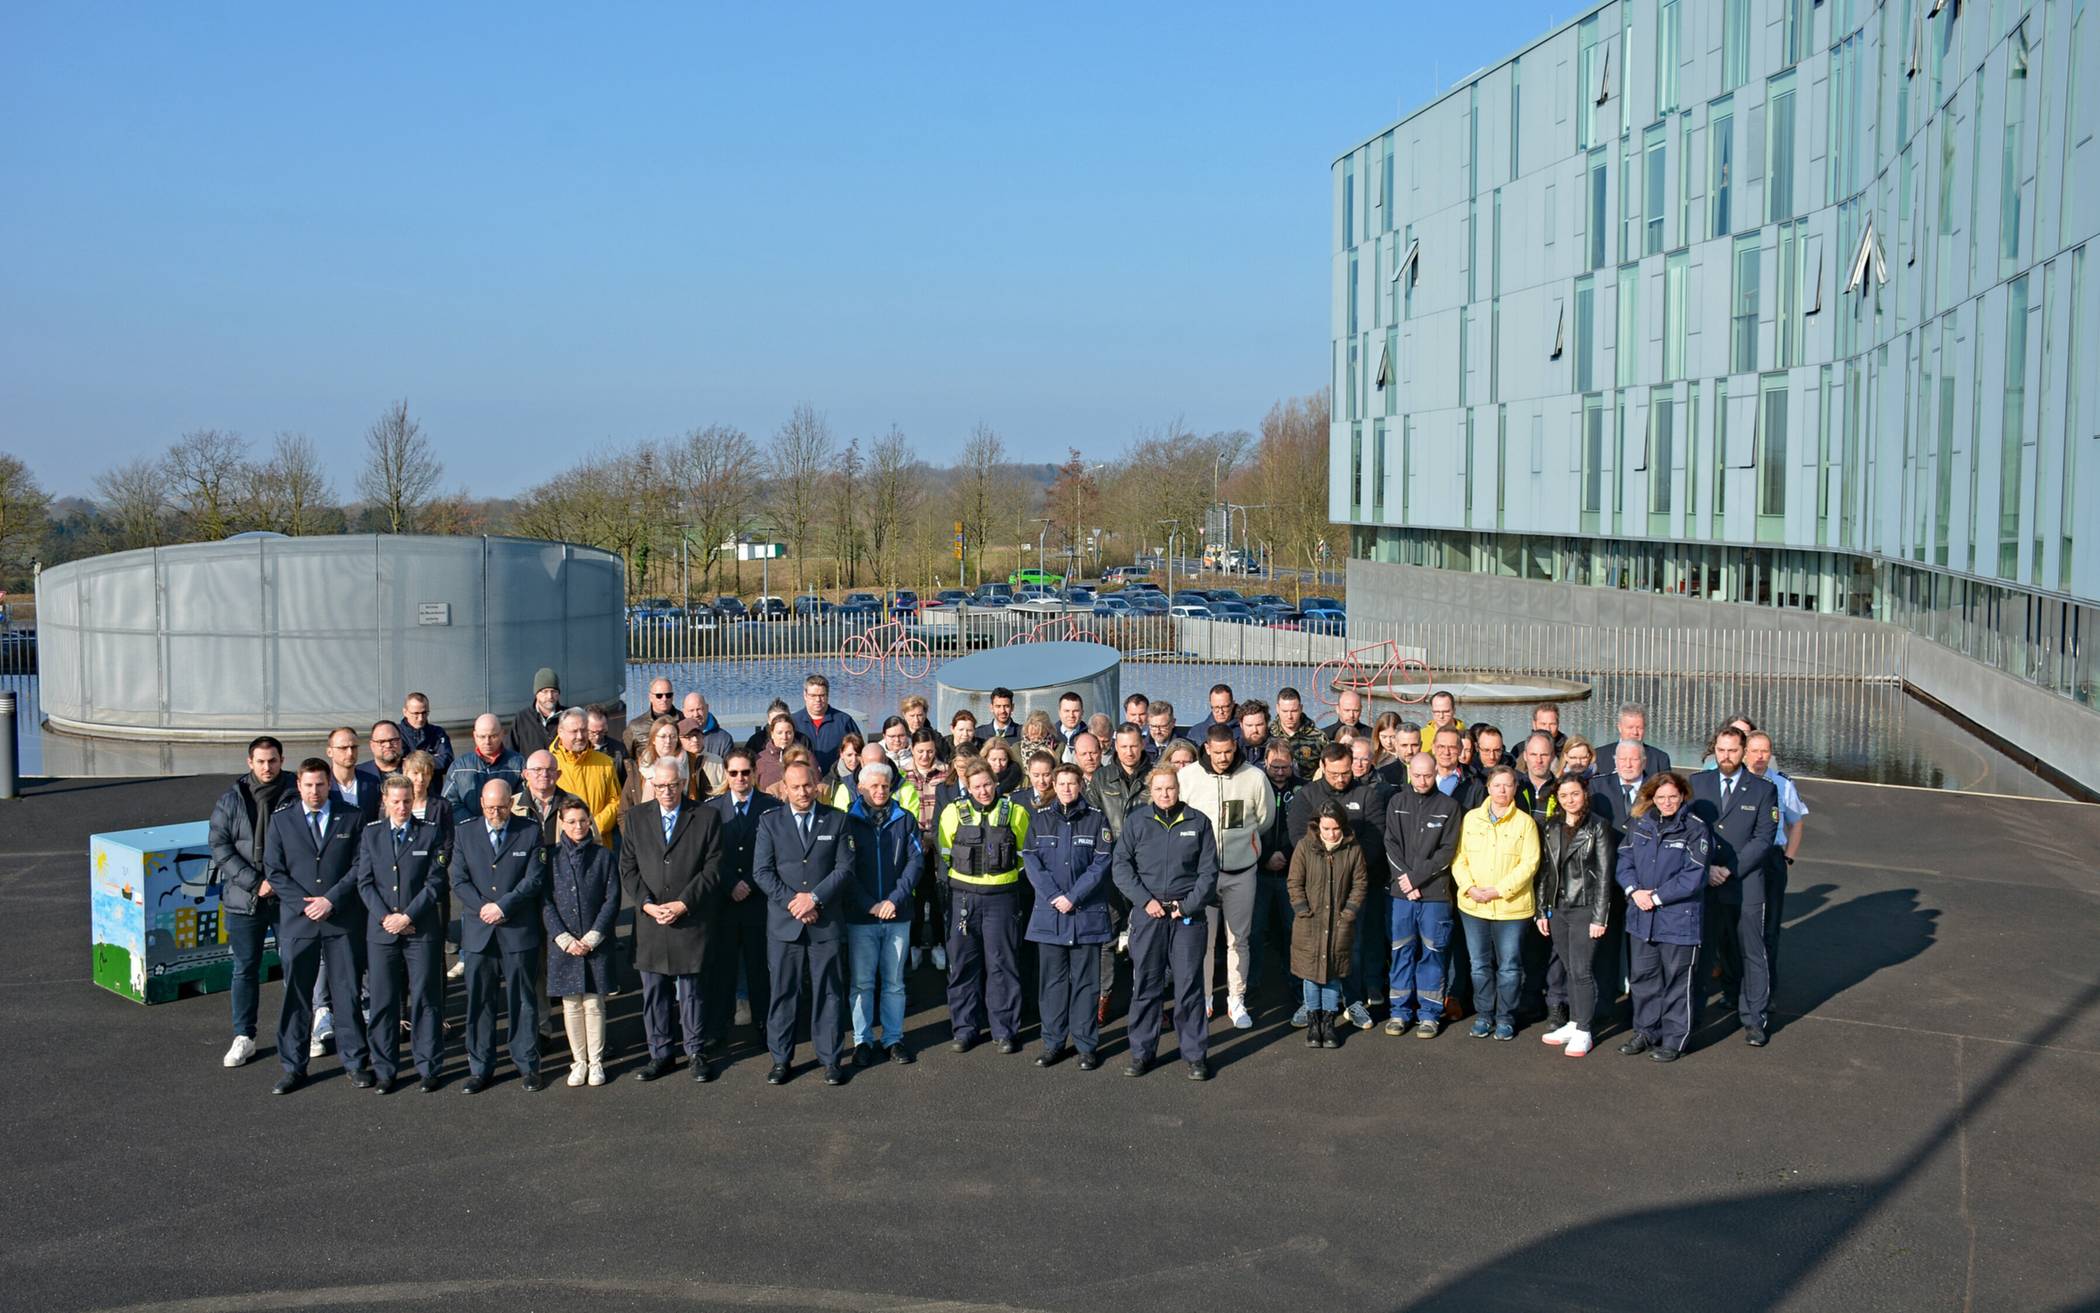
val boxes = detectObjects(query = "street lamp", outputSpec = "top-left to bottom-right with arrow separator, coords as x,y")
1158,518 -> 1181,609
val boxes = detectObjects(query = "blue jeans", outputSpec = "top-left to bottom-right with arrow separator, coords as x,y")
1387,897 -> 1454,1024
1300,977 -> 1343,1011
1459,912 -> 1524,1027
226,908 -> 273,1039
847,920 -> 911,1046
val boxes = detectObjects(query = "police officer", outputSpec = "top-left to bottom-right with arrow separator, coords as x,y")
1745,730 -> 1807,994
936,762 -> 1032,1054
704,747 -> 780,1048
452,779 -> 550,1093
262,758 -> 374,1094
1689,727 -> 1780,1047
1616,773 -> 1711,1062
1111,766 -> 1220,1080
352,775 -> 450,1093
751,761 -> 855,1086
1023,764 -> 1114,1070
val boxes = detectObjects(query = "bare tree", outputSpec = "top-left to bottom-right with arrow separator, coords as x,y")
954,421 -> 1009,587
667,424 -> 760,592
0,452 -> 51,582
162,429 -> 253,540
93,457 -> 171,551
827,438 -> 863,587
246,432 -> 334,535
767,404 -> 833,591
866,425 -> 924,588
357,399 -> 443,533
1241,389 -> 1333,599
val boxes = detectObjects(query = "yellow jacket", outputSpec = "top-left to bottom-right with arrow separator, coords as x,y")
552,743 -> 622,843
1451,801 -> 1540,920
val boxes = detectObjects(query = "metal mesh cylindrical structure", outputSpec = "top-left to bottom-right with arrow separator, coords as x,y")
35,534 -> 624,740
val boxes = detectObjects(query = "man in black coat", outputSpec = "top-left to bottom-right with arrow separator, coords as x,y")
619,758 -> 724,1082
1690,728 -> 1781,1047
208,735 -> 290,1070
453,779 -> 550,1093
507,666 -> 566,758
1382,752 -> 1463,1036
353,776 -> 449,1093
1587,740 -> 1651,837
261,758 -> 373,1094
751,760 -> 856,1086
703,747 -> 781,1050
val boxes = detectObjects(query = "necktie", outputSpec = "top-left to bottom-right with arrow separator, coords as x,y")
488,826 -> 502,850
308,811 -> 322,842
1721,775 -> 1735,810
736,799 -> 748,819
663,810 -> 676,843
393,826 -> 407,853
1625,783 -> 1636,811
798,811 -> 811,842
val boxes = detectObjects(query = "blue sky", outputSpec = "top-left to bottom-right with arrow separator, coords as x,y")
1,2 -> 1567,497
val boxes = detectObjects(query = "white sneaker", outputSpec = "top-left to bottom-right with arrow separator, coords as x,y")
1541,1022 -> 1576,1046
1227,997 -> 1253,1030
587,1065 -> 606,1086
1346,1001 -> 1374,1030
1116,929 -> 1129,954
733,997 -> 753,1027
1563,1029 -> 1593,1057
1290,1005 -> 1311,1028
931,946 -> 948,971
309,1008 -> 334,1057
446,960 -> 466,980
910,947 -> 926,970
223,1035 -> 256,1068
566,1064 -> 587,1087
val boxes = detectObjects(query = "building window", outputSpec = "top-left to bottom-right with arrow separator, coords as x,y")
1644,124 -> 1667,255
1664,251 -> 1688,380
1575,275 -> 1597,391
1711,103 -> 1734,237
2001,275 -> 2031,578
2065,247 -> 2086,593
1582,395 -> 1606,525
1350,423 -> 1364,517
1381,134 -> 1396,233
1722,0 -> 1751,92
1348,251 -> 1359,336
1617,264 -> 1639,388
1767,72 -> 1797,223
1715,378 -> 1730,528
1372,419 -> 1386,517
2002,43 -> 2027,274
1783,0 -> 1810,67
1775,222 -> 1803,369
1759,374 -> 1789,520
1588,151 -> 1608,271
1649,386 -> 1675,516
1733,235 -> 1762,374
1655,0 -> 1680,116
1343,156 -> 1356,248
1347,341 -> 1360,422
1578,15 -> 1602,150
1511,56 -> 1523,178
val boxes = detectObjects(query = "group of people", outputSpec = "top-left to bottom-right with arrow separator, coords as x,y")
207,664 -> 1808,1092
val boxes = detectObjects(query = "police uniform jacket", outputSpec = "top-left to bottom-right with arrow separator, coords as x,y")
1688,768 -> 1780,902
1615,808 -> 1712,946
262,800 -> 366,941
1382,785 -> 1462,900
451,816 -> 549,956
353,816 -> 448,943
708,789 -> 782,898
751,805 -> 855,943
844,796 -> 923,925
1021,795 -> 1114,946
618,801 -> 723,974
1110,801 -> 1219,913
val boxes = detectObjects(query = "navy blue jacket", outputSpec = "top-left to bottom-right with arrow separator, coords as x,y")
1111,802 -> 1219,914
707,789 -> 783,898
1688,768 -> 1780,902
751,805 -> 856,943
790,708 -> 864,775
352,816 -> 448,943
261,800 -> 366,942
1588,772 -> 1649,837
332,770 -> 383,825
1616,808 -> 1712,946
975,719 -> 1021,742
450,816 -> 549,955
399,718 -> 455,775
542,838 -> 622,996
1022,795 -> 1114,946
844,797 -> 924,924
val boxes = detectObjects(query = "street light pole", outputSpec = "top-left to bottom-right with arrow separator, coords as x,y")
1158,518 -> 1180,610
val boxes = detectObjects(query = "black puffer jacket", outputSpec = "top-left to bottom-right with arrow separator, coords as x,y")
1535,810 -> 1617,927
209,773 -> 290,915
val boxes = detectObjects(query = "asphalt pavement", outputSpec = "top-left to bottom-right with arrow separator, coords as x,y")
3,773 -> 2096,1313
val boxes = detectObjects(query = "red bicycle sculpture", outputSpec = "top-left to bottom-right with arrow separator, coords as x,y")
1313,639 -> 1435,707
839,619 -> 932,681
1006,615 -> 1101,647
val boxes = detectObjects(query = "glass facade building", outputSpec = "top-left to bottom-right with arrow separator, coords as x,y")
1333,0 -> 2100,708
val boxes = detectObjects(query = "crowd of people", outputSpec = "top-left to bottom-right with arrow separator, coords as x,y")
207,665 -> 1809,1092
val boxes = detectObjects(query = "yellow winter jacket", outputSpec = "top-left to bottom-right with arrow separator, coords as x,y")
1451,802 -> 1540,921
552,743 -> 622,843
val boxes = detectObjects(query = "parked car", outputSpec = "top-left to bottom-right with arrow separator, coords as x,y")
973,582 -> 1015,602
794,594 -> 837,619
1249,594 -> 1288,608
837,594 -> 882,617
887,590 -> 920,615
930,589 -> 969,608
1061,586 -> 1097,606
1092,595 -> 1136,617
1254,604 -> 1301,626
1167,603 -> 1214,619
1008,568 -> 1066,589
1015,584 -> 1054,601
711,595 -> 749,620
1302,596 -> 1344,611
626,596 -> 679,622
1103,565 -> 1150,584
1174,589 -> 1211,604
1207,588 -> 1246,604
1299,605 -> 1346,635
752,595 -> 789,620
1211,602 -> 1256,624
1125,592 -> 1169,615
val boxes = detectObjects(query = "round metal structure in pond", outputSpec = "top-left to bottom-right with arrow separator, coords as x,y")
935,641 -> 1120,730
35,534 -> 625,740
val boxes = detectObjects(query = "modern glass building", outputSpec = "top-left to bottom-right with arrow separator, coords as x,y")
1332,0 -> 2100,713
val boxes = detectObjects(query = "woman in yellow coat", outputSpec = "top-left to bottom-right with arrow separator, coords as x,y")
1452,765 -> 1541,1041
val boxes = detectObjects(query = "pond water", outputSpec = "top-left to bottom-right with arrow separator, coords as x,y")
6,660 -> 2062,799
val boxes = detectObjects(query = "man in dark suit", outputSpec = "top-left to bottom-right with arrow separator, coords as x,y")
1689,727 -> 1781,1047
974,687 -> 1021,742
619,758 -> 724,1082
356,720 -> 408,803
703,747 -> 780,1051
261,758 -> 373,1094
452,779 -> 549,1092
1594,703 -> 1672,780
1587,740 -> 1651,837
751,760 -> 856,1086
353,775 -> 449,1093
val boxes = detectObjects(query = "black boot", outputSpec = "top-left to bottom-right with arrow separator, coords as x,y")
1320,1011 -> 1342,1049
1306,1009 -> 1323,1047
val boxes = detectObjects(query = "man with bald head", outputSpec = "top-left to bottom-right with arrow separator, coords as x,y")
513,750 -> 573,845
444,715 -> 523,825
452,778 -> 550,1092
553,710 -> 621,842
680,691 -> 735,760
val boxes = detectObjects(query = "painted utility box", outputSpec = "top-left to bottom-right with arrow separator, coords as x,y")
91,821 -> 275,1003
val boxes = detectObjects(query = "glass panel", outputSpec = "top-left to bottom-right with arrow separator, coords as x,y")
1761,375 -> 1789,518
1733,235 -> 1761,374
1768,74 -> 1797,222
2066,248 -> 2085,594
1617,264 -> 1639,388
1650,387 -> 1675,517
1656,0 -> 1680,116
1589,152 -> 1609,270
2002,48 -> 2026,274
1344,156 -> 1356,248
1711,106 -> 1734,237
1664,252 -> 1688,380
2001,275 -> 2030,578
1723,0 -> 1751,92
1575,276 -> 1597,391
1578,16 -> 1601,150
1644,124 -> 1667,255
1372,419 -> 1386,517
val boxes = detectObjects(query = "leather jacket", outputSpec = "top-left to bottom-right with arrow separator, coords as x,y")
1535,810 -> 1617,926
